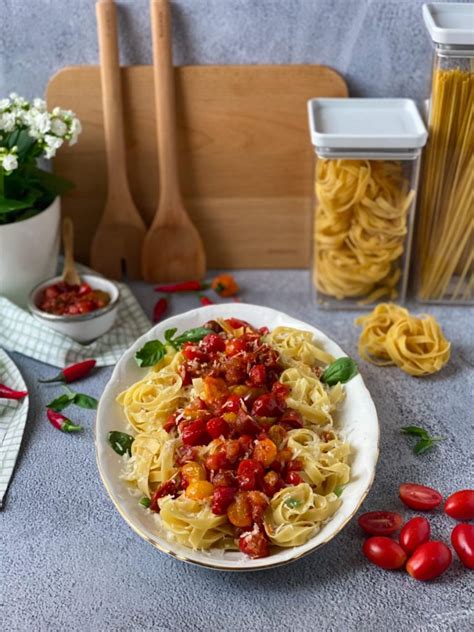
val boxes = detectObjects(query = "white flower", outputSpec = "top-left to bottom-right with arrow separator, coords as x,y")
9,93 -> 28,107
0,147 -> 19,174
43,133 -> 63,158
27,110 -> 51,138
33,98 -> 46,112
68,117 -> 82,145
0,98 -> 11,112
0,111 -> 16,132
50,117 -> 67,137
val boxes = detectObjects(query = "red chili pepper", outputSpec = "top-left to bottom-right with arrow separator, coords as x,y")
153,297 -> 168,322
46,408 -> 82,433
0,384 -> 28,400
154,280 -> 210,293
199,294 -> 214,306
39,359 -> 96,384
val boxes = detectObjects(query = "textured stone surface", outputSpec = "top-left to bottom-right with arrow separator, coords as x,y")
1,270 -> 473,631
0,0 -> 470,102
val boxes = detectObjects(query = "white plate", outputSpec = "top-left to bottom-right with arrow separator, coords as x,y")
95,304 -> 379,571
0,348 -> 29,506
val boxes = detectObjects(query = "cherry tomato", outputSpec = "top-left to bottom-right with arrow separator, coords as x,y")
227,492 -> 253,527
211,486 -> 236,515
358,511 -> 403,536
249,364 -> 266,386
406,541 -> 452,581
399,517 -> 431,554
234,410 -> 260,436
239,527 -> 269,559
444,490 -> 474,521
149,480 -> 179,512
225,337 -> 248,357
280,409 -> 303,429
181,419 -> 209,446
247,490 -> 269,523
253,439 -> 278,468
182,343 -> 209,362
206,417 -> 230,439
251,393 -> 285,418
362,536 -> 407,570
205,451 -> 229,472
221,394 -> 241,414
285,471 -> 303,485
399,483 -> 443,511
237,459 -> 264,491
451,524 -> 474,569
263,470 -> 284,497
201,333 -> 226,354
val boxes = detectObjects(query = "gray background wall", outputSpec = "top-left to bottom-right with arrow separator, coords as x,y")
1,0 -> 471,104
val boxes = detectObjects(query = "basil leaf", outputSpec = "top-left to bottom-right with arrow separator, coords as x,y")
414,437 -> 443,455
73,393 -> 98,410
173,327 -> 210,347
46,392 -> 75,412
401,426 -> 429,439
321,357 -> 358,386
108,431 -> 134,456
333,485 -> 345,497
284,497 -> 302,508
135,340 -> 167,367
139,496 -> 151,508
164,328 -> 179,349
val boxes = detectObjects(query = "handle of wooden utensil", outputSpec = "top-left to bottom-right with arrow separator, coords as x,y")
96,0 -> 129,191
150,0 -> 183,210
62,217 -> 80,285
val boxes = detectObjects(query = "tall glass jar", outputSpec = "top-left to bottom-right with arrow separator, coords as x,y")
416,3 -> 474,304
307,99 -> 427,309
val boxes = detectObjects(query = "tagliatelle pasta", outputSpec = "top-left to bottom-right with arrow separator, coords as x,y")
356,303 -> 451,376
314,159 -> 414,303
114,319 -> 355,559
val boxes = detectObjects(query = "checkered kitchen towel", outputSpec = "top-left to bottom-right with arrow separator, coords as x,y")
0,280 -> 151,368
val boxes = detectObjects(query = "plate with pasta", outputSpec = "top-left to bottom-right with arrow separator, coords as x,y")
96,304 -> 379,570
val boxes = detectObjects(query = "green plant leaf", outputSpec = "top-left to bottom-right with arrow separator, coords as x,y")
46,392 -> 76,412
401,426 -> 429,439
0,194 -> 37,213
139,497 -> 151,508
108,431 -> 134,456
173,327 -> 210,347
25,165 -> 74,196
135,340 -> 167,367
73,393 -> 98,410
413,437 -> 443,455
333,485 -> 345,497
284,497 -> 302,508
321,357 -> 358,386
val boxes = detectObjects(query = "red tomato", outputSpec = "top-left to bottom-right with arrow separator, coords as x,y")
205,451 -> 229,472
280,409 -> 303,429
220,394 -> 241,414
201,333 -> 226,354
399,483 -> 443,511
225,337 -> 248,357
237,459 -> 264,491
251,393 -> 285,418
399,517 -> 431,554
181,419 -> 209,446
206,417 -> 230,439
285,471 -> 303,485
362,537 -> 407,570
358,511 -> 403,536
451,524 -> 474,569
249,364 -> 266,386
211,486 -> 236,515
239,527 -> 269,558
182,344 -> 209,362
444,490 -> 474,521
406,541 -> 452,581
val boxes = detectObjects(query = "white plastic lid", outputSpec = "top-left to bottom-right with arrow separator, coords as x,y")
423,3 -> 474,46
307,98 -> 428,150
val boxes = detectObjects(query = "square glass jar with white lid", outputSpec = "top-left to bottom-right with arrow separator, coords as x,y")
416,3 -> 473,304
307,98 -> 427,309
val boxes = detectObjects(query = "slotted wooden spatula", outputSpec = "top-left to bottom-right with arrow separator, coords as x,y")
142,0 -> 206,283
62,217 -> 81,286
91,0 -> 146,280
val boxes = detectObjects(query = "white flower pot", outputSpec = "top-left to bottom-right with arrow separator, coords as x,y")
0,197 -> 60,307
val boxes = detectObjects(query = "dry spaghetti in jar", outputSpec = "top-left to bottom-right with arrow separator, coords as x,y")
307,98 -> 427,308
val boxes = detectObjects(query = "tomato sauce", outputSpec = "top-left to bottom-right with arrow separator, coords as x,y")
38,281 -> 111,316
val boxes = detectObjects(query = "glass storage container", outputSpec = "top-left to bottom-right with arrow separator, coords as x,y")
416,3 -> 473,304
307,98 -> 427,309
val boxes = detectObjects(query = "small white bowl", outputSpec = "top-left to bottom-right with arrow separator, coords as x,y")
28,274 -> 120,344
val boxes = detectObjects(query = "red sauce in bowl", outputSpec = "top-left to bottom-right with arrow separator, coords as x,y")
38,281 -> 111,316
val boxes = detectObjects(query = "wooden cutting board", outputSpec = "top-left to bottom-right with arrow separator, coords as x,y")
47,65 -> 347,269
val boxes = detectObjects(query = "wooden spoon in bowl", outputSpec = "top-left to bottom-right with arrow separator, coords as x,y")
62,217 -> 81,286
142,0 -> 206,283
91,0 -> 146,280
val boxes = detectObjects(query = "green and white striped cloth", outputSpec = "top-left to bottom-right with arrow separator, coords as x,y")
0,348 -> 29,506
0,281 -> 151,368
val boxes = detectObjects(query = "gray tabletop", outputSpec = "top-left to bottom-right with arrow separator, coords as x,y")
1,270 -> 473,632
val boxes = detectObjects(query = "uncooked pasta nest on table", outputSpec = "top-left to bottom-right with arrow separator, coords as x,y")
355,303 -> 451,376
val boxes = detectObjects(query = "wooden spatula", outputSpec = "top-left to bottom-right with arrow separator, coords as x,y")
142,0 -> 206,283
91,0 -> 146,280
62,217 -> 81,286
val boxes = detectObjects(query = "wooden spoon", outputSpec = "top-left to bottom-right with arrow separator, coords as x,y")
91,0 -> 146,280
142,0 -> 206,283
62,217 -> 81,286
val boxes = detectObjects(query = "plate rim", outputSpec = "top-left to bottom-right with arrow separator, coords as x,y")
95,303 -> 380,571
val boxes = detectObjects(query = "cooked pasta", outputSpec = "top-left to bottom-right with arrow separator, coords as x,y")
314,159 -> 415,303
113,318 -> 355,559
356,303 -> 451,376
417,68 -> 473,302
